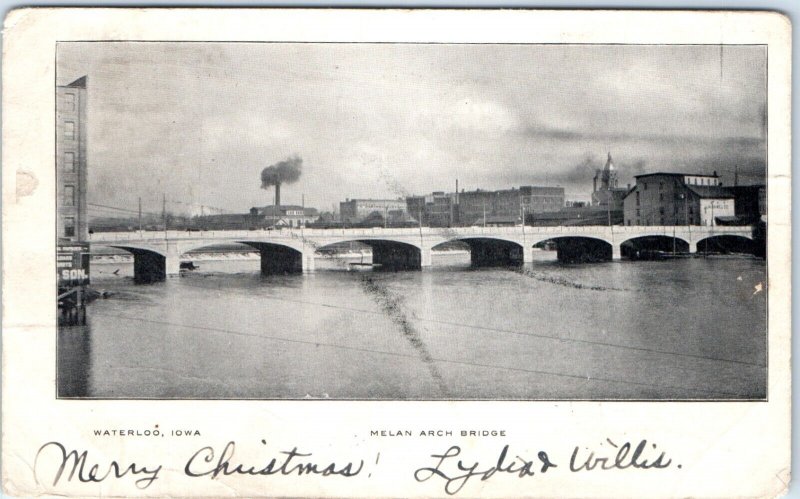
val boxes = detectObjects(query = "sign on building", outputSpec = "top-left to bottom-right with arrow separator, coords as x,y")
57,243 -> 90,286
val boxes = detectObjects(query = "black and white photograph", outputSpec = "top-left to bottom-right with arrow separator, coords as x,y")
56,41 -> 768,401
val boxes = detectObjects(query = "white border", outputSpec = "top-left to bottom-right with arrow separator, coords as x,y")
2,9 -> 791,497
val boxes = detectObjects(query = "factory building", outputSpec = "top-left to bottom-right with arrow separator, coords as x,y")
454,186 -> 565,226
623,172 -> 736,226
339,198 -> 408,224
406,192 -> 454,227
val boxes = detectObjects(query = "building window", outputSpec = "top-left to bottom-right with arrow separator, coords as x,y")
64,93 -> 75,111
659,181 -> 664,190
659,193 -> 664,201
64,217 -> 75,237
636,191 -> 640,206
64,185 -> 75,206
659,207 -> 665,215
64,152 -> 75,173
643,182 -> 647,190
64,121 -> 75,140
636,209 -> 640,216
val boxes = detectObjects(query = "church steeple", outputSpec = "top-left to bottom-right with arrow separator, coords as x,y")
604,152 -> 614,172
601,152 -> 617,189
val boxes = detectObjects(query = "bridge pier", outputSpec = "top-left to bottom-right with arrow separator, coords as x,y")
612,245 -> 622,260
523,246 -> 534,264
689,241 -> 698,254
303,251 -> 316,273
165,244 -> 181,277
131,250 -> 167,283
421,248 -> 432,268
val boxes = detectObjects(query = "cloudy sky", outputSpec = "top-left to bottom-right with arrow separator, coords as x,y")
58,42 -> 766,217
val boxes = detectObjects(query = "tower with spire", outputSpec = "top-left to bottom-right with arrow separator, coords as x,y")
596,152 -> 619,190
592,152 -> 626,210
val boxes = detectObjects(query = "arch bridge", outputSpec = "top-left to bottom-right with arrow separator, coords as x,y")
89,225 -> 757,282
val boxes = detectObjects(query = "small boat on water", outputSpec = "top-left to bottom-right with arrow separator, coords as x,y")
180,261 -> 200,270
348,253 -> 380,270
631,250 -> 693,261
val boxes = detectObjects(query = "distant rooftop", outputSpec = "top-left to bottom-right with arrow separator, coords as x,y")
634,171 -> 719,179
257,205 -> 319,216
686,185 -> 734,199
343,198 -> 405,202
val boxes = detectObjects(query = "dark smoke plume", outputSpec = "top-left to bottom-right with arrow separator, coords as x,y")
261,155 -> 302,187
261,155 -> 302,207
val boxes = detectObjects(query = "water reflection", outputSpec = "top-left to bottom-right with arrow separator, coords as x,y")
58,254 -> 767,400
57,322 -> 92,397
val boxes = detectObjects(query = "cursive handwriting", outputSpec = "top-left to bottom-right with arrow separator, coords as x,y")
184,440 -> 363,479
570,439 -> 674,472
34,441 -> 162,490
414,444 -> 557,495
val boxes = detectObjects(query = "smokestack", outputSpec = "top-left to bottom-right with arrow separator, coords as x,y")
261,155 -> 302,210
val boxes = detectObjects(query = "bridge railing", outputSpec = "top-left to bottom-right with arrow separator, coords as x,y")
88,224 -> 753,243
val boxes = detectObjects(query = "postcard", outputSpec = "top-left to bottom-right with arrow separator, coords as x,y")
2,8 -> 791,497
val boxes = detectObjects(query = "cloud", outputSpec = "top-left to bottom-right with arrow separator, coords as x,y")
58,42 -> 767,214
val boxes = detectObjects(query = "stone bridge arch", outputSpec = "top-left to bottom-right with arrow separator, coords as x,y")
619,235 -> 690,260
531,235 -> 614,262
695,234 -> 759,256
102,244 -> 168,283
235,241 -> 307,275
440,236 -> 525,267
314,238 -> 425,271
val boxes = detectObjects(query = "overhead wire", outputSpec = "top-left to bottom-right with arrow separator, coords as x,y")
90,311 -> 744,399
172,276 -> 766,370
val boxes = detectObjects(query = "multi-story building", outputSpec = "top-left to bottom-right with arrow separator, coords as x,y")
623,172 -> 735,226
406,192 -> 454,227
339,198 -> 407,223
455,186 -> 564,226
57,76 -> 88,242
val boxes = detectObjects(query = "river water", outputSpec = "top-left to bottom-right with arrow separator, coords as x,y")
58,252 -> 767,400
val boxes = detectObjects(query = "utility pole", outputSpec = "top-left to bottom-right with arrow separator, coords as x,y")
162,193 -> 167,238
301,193 -> 306,235
483,199 -> 486,228
449,195 -> 453,228
672,224 -> 676,255
138,197 -> 142,232
684,194 -> 689,226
